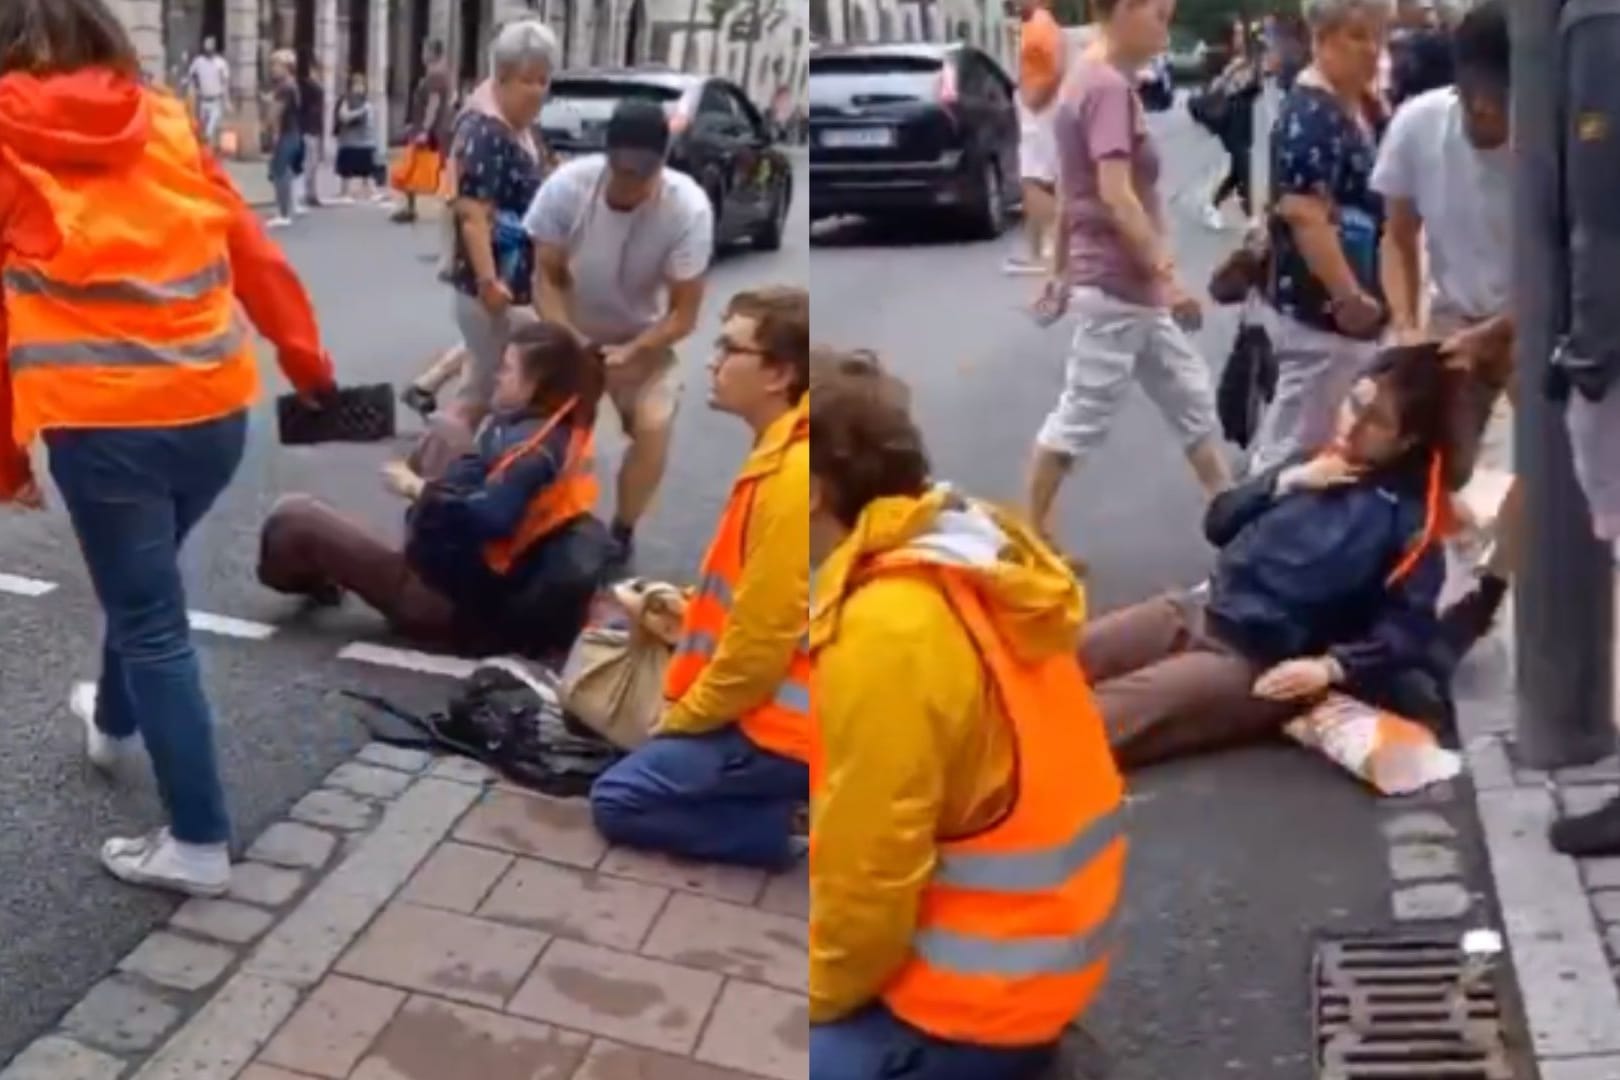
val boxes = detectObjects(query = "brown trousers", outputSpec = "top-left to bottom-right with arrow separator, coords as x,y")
257,419 -> 475,644
1079,593 -> 1295,771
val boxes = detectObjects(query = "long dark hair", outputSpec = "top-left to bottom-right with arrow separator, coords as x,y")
507,322 -> 606,429
0,0 -> 140,78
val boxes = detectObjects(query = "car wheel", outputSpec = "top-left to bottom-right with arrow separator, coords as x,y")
707,181 -> 726,253
967,160 -> 1006,240
754,181 -> 789,252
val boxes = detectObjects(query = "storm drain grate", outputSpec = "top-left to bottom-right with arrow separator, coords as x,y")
1312,936 -> 1512,1079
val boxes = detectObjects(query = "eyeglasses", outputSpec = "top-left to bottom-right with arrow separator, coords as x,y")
714,337 -> 769,359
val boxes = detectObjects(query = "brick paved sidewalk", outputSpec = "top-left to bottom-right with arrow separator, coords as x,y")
1,747 -> 807,1080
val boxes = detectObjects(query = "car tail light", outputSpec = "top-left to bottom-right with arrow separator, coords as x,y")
936,66 -> 958,106
667,99 -> 693,135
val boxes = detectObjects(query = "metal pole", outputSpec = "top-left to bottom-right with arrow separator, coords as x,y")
1511,0 -> 1615,768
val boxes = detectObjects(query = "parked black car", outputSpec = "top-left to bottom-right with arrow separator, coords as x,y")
809,43 -> 1019,238
540,69 -> 794,252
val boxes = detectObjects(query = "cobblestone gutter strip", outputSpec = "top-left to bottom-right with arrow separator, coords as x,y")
0,745 -> 473,1080
1461,663 -> 1620,1079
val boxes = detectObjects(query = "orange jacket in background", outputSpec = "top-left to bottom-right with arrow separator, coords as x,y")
0,69 -> 335,499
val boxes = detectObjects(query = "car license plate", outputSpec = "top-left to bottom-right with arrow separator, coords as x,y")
821,127 -> 894,149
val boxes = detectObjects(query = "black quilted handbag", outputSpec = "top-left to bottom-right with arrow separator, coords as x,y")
276,384 -> 397,446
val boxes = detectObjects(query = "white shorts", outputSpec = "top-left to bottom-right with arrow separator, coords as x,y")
1036,286 -> 1220,460
1018,100 -> 1058,185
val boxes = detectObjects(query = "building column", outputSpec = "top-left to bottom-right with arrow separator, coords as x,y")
224,0 -> 263,155
314,0 -> 340,154
117,0 -> 167,81
368,0 -> 392,151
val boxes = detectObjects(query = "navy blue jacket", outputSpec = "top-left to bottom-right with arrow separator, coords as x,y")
1204,456 -> 1445,689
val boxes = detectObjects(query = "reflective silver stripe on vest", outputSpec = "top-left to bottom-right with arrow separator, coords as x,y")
695,572 -> 735,610
5,259 -> 230,306
775,679 -> 810,714
676,631 -> 718,659
913,914 -> 1116,978
10,321 -> 246,371
934,808 -> 1124,893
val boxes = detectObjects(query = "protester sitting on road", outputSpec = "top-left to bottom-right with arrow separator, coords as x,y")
1249,0 -> 1393,475
1084,345 -> 1452,770
1374,0 -> 1515,658
258,322 -> 606,658
809,354 -> 1125,1079
0,0 -> 336,896
445,21 -> 554,430
590,287 -> 809,870
1027,0 -> 1232,555
526,98 -> 715,573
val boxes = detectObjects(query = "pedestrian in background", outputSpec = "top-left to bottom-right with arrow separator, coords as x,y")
393,38 -> 452,224
265,48 -> 302,228
1249,0 -> 1391,474
299,59 -> 327,209
1005,0 -> 1065,276
1204,17 -> 1262,230
186,35 -> 229,151
0,0 -> 335,896
1026,0 -> 1230,554
333,70 -> 382,203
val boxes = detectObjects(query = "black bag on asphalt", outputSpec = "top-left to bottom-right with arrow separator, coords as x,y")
344,660 -> 622,799
277,384 -> 396,446
1216,316 -> 1277,449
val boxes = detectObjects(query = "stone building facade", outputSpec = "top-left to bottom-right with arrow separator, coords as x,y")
809,0 -> 1018,69
107,0 -> 808,155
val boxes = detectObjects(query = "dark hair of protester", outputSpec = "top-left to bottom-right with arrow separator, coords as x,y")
1452,0 -> 1509,88
0,0 -> 140,78
809,353 -> 931,528
726,287 -> 810,403
508,322 -> 608,428
1365,343 -> 1450,466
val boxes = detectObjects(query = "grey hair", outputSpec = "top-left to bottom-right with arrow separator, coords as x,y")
490,20 -> 560,79
1302,0 -> 1396,30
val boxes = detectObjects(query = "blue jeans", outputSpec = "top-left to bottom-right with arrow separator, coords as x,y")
812,1006 -> 1057,1080
269,134 -> 301,218
590,726 -> 806,869
48,412 -> 248,845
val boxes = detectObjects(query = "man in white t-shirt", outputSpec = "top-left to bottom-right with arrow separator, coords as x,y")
1372,0 -> 1512,662
524,99 -> 714,569
187,38 -> 230,150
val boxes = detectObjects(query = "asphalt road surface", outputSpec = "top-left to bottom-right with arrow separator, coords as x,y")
810,112 -> 1481,1078
0,160 -> 808,1063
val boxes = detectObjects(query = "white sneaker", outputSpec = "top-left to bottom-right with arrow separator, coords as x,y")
101,828 -> 230,897
72,682 -> 141,772
267,216 -> 293,229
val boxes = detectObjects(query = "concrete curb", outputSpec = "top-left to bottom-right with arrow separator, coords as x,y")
0,746 -> 493,1080
1460,635 -> 1620,1078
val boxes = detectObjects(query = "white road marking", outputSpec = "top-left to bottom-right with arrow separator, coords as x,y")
188,610 -> 279,640
0,573 -> 58,597
336,642 -> 478,679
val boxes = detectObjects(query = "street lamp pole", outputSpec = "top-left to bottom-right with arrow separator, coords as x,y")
1511,0 -> 1616,768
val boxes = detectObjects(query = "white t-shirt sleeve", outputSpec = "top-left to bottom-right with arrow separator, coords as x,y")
1371,93 -> 1432,202
523,160 -> 591,246
665,178 -> 714,282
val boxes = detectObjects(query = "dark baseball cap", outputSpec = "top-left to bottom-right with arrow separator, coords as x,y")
606,99 -> 670,177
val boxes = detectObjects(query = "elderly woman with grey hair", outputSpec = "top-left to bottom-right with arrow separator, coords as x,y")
1248,0 -> 1394,474
445,20 -> 559,429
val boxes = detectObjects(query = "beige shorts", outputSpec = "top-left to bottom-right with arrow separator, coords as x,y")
605,346 -> 682,435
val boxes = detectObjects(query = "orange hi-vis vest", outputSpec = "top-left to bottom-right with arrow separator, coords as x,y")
482,398 -> 599,576
664,416 -> 810,763
0,90 -> 258,445
848,553 -> 1127,1047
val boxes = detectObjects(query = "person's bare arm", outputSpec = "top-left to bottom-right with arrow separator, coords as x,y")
1278,192 -> 1364,302
1380,196 -> 1424,337
533,242 -> 585,340
1096,159 -> 1171,279
625,277 -> 705,355
455,198 -> 499,292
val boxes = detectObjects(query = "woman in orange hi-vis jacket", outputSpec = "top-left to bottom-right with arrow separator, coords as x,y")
0,0 -> 336,897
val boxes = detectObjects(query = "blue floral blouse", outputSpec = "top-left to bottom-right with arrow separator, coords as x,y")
451,113 -> 545,304
1267,85 -> 1386,332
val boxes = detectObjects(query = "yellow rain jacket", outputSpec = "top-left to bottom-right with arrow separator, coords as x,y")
808,485 -> 1086,1023
662,400 -> 810,735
